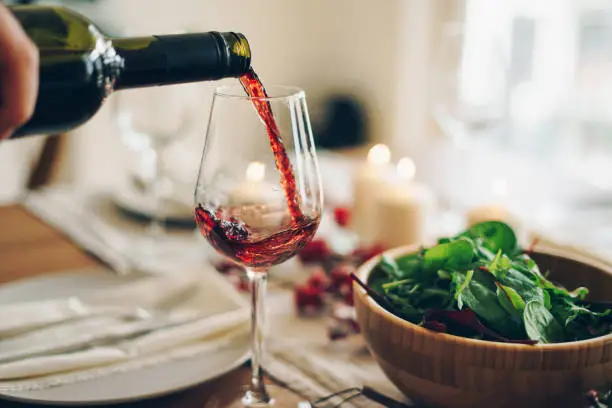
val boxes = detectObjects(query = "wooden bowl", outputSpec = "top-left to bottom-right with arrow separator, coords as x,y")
354,245 -> 612,408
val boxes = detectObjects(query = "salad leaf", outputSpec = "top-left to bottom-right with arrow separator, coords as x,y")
379,255 -> 402,279
423,309 -> 536,344
422,238 -> 475,273
461,221 -> 517,254
453,269 -> 474,308
524,300 -> 564,344
454,271 -> 514,336
496,282 -> 525,317
365,221 -> 612,344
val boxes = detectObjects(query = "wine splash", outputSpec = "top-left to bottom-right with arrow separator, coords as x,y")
195,205 -> 318,269
239,68 -> 302,222
195,68 -> 319,268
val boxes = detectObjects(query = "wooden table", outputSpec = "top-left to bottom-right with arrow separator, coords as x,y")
0,205 -> 303,407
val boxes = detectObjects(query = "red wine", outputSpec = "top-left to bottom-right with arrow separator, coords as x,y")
196,68 -> 318,268
195,205 -> 318,269
239,68 -> 302,222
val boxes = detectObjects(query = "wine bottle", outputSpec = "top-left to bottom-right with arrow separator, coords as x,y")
7,5 -> 251,138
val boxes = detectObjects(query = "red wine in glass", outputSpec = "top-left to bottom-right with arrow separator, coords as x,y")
195,205 -> 319,269
195,67 -> 319,269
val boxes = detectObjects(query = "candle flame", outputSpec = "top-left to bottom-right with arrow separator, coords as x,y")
492,178 -> 508,198
246,161 -> 265,182
367,144 -> 391,166
397,157 -> 416,181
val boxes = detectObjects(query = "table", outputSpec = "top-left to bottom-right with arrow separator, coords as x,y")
0,205 -> 303,407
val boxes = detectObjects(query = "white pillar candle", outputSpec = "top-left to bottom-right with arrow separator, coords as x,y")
374,157 -> 434,249
229,162 -> 284,228
229,161 -> 267,205
351,144 -> 393,242
466,178 -> 513,227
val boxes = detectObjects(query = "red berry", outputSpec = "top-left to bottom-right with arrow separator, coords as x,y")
348,318 -> 360,333
343,285 -> 355,306
237,278 -> 250,292
298,239 -> 331,264
328,325 -> 348,341
333,207 -> 351,228
226,270 -> 249,292
294,284 -> 325,315
307,268 -> 330,290
329,264 -> 355,292
214,259 -> 242,274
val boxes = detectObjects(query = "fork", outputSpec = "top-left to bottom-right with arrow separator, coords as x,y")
298,386 -> 413,407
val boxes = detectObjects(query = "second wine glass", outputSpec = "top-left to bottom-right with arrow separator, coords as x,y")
194,83 -> 323,407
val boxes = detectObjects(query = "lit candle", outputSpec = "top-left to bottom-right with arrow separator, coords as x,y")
374,157 -> 434,248
228,161 -> 284,227
229,161 -> 267,205
466,178 -> 513,227
351,144 -> 393,241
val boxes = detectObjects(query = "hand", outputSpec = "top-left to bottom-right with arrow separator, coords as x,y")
0,3 -> 39,140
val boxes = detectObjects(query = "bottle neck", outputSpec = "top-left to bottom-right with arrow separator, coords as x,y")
112,32 -> 251,90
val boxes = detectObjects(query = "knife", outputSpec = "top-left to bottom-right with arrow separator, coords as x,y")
0,312 -> 204,365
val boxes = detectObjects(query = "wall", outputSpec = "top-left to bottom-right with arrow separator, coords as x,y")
0,0 -> 442,195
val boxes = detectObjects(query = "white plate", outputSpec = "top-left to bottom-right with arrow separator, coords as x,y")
0,269 -> 250,406
113,185 -> 195,224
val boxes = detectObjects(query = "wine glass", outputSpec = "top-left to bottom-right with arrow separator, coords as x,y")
113,85 -> 197,262
194,84 -> 323,407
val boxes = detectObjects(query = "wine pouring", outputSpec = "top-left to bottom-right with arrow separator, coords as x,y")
195,77 -> 323,407
10,4 -> 325,406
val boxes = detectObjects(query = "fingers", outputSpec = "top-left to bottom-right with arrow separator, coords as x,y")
0,3 -> 39,140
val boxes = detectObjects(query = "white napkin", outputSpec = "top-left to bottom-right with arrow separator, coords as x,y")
0,270 -> 202,336
0,309 -> 248,380
0,266 -> 249,389
23,187 -> 204,275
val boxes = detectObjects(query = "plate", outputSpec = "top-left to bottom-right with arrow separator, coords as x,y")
0,269 -> 250,406
113,184 -> 196,228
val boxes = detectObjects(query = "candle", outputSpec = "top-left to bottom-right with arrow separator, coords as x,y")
351,144 -> 393,241
229,161 -> 267,205
374,157 -> 434,248
229,162 -> 284,227
466,178 -> 513,227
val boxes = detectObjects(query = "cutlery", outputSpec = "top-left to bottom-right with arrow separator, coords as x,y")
0,280 -> 200,338
298,386 -> 413,407
0,311 -> 205,365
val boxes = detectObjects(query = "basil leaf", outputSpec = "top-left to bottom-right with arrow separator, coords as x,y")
497,267 -> 546,306
422,239 -> 475,273
462,221 -> 517,254
524,300 -> 564,344
457,275 -> 510,334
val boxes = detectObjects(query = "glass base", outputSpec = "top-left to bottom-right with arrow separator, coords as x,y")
203,385 -> 303,408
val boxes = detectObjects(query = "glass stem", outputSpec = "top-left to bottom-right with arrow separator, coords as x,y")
243,269 -> 272,406
144,148 -> 164,240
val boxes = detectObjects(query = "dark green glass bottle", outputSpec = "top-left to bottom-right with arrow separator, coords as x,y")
8,5 -> 251,138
